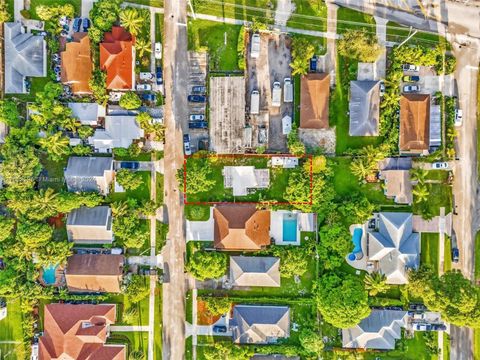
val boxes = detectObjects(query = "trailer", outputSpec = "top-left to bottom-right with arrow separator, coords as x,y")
250,34 -> 260,59
272,82 -> 281,107
250,90 -> 260,115
283,78 -> 293,103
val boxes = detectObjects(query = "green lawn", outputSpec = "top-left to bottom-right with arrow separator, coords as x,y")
444,235 -> 452,273
188,19 -> 242,71
29,0 -> 81,19
108,331 -> 149,357
0,299 -> 26,360
475,231 -> 480,281
290,33 -> 326,55
6,0 -> 14,21
412,184 -> 452,217
421,233 -> 440,274
475,330 -> 480,360
185,290 -> 193,324
110,171 -> 151,202
156,173 -> 164,204
386,21 -> 449,48
38,154 -> 68,191
156,221 -> 168,252
286,0 -> 327,33
154,287 -> 162,360
155,13 -> 163,43
185,204 -> 211,221
365,332 -> 438,359
128,0 -> 163,7
443,332 -> 450,360
104,283 -> 150,327
192,0 -> 276,23
337,6 -> 376,34
425,170 -> 450,182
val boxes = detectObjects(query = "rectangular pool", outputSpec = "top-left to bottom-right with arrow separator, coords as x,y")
42,265 -> 57,285
283,215 -> 298,242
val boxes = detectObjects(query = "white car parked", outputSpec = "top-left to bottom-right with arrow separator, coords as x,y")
136,84 -> 152,91
155,42 -> 162,60
432,162 -> 448,170
455,108 -> 463,126
139,72 -> 154,81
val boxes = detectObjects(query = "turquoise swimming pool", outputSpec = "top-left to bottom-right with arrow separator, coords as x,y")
43,265 -> 57,285
283,215 -> 298,242
348,228 -> 363,261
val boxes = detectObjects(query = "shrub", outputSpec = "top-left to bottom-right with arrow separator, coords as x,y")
237,26 -> 246,70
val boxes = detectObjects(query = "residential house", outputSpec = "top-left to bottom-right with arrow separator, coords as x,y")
88,115 -> 144,152
378,170 -> 413,204
64,156 -> 114,195
367,212 -> 420,284
39,303 -> 125,359
399,94 -> 431,155
60,33 -> 92,94
68,102 -> 106,126
223,166 -> 270,196
231,305 -> 290,344
100,26 -> 135,90
342,309 -> 408,350
349,80 -> 380,136
300,73 -> 330,129
66,206 -> 113,244
65,254 -> 124,293
4,22 -> 46,94
213,205 -> 270,251
230,256 -> 280,287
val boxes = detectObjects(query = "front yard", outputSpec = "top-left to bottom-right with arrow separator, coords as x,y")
0,299 -> 26,360
110,171 -> 151,202
107,331 -> 149,357
421,233 -> 440,274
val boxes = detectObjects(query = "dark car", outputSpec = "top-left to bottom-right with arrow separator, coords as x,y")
189,121 -> 208,129
142,93 -> 157,102
120,161 -> 140,170
73,17 -> 82,32
309,55 -> 317,72
188,95 -> 206,103
212,325 -> 227,333
403,75 -> 420,82
82,18 -> 90,31
156,67 -> 163,85
452,247 -> 459,263
191,85 -> 206,94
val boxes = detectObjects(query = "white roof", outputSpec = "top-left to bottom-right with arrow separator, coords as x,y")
89,115 -> 144,151
68,103 -> 106,125
282,115 -> 292,135
223,166 -> 270,196
271,157 -> 298,168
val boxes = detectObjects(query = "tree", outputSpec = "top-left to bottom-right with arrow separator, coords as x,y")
202,296 -> 231,316
1,149 -> 42,192
36,4 -> 74,21
316,273 -> 371,328
90,0 -> 121,31
318,224 -> 352,270
186,250 -> 227,281
136,112 -> 165,141
182,159 -> 216,195
299,328 -> 324,355
290,37 -> 315,76
113,216 -> 149,248
0,2 -> 10,23
137,200 -> 158,217
364,272 -> 389,296
203,342 -> 253,360
119,92 -> 142,110
338,29 -> 382,62
116,169 -> 143,191
304,155 -> 327,174
122,307 -> 139,324
410,168 -> 427,184
287,127 -> 305,156
89,70 -> 109,105
129,350 -> 146,360
0,218 -> 15,242
413,184 -> 429,204
125,275 -> 150,303
36,241 -> 73,268
135,38 -> 152,58
16,221 -> 53,248
0,100 -> 21,127
78,126 -> 94,140
290,57 -> 309,76
119,8 -> 143,36
72,144 -> 93,156
272,245 -> 310,277
38,132 -> 70,161
350,158 -> 372,181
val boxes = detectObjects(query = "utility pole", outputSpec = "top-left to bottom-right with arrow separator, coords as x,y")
397,26 -> 418,48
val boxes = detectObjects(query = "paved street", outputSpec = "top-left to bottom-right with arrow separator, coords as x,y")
162,0 -> 189,359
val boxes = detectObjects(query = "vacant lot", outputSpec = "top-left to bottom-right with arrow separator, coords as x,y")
192,0 -> 276,22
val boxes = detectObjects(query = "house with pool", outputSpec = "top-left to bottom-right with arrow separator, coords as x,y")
346,212 -> 420,284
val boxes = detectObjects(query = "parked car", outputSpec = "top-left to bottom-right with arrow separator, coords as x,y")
431,162 -> 448,169
136,84 -> 152,91
455,108 -> 463,126
213,325 -> 228,333
403,84 -> 419,93
402,64 -> 420,72
189,121 -> 208,129
73,18 -> 82,32
191,85 -> 206,94
183,134 -> 192,155
142,93 -> 157,102
120,161 -> 140,170
156,67 -> 163,85
188,95 -> 206,103
452,247 -> 459,263
82,18 -> 90,31
189,114 -> 205,121
402,75 -> 420,82
379,81 -> 385,96
155,42 -> 162,59
309,55 -> 317,72
140,72 -> 154,81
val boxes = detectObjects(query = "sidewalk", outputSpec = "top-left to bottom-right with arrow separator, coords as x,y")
110,325 -> 149,331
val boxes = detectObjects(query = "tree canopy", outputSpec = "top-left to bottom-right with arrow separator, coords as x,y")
338,29 -> 383,62
119,92 -> 142,110
125,275 -> 150,303
186,250 -> 227,281
116,169 -> 144,191
318,224 -> 352,270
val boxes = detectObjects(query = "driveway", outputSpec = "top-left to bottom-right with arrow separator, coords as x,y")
185,208 -> 214,241
81,0 -> 95,18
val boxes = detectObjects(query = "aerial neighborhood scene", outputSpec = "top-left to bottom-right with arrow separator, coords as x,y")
0,0 -> 479,359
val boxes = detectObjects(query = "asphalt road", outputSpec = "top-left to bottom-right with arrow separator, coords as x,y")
161,0 -> 189,359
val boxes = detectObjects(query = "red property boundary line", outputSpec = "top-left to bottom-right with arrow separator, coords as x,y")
183,153 -> 313,205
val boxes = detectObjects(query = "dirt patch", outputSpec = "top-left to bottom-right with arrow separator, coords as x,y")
197,300 -> 221,326
299,128 -> 336,154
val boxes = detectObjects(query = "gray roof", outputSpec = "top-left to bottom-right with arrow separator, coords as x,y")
66,206 -> 111,227
89,116 -> 144,151
349,80 -> 380,136
231,305 -> 290,344
64,157 -> 113,177
4,22 -> 46,94
378,157 -> 412,171
230,256 -> 280,287
368,213 -> 420,284
430,104 -> 441,147
67,103 -> 105,125
342,309 -> 408,350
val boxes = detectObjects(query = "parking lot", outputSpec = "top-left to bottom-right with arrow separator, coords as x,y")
401,66 -> 455,96
246,33 -> 292,152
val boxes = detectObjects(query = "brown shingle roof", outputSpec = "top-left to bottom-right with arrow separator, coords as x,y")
65,254 -> 124,293
60,33 -> 92,94
39,304 -> 125,360
300,73 -> 330,129
214,205 -> 271,250
399,94 -> 430,153
100,27 -> 134,90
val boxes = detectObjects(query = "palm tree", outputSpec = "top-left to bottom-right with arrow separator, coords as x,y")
32,188 -> 58,216
122,306 -> 139,324
410,168 -> 427,185
364,272 -> 389,296
39,132 -> 70,161
413,184 -> 429,204
37,241 -> 73,268
119,8 -> 143,36
135,38 -> 152,59
129,350 -> 146,360
111,201 -> 130,217
350,158 -> 372,181
290,57 -> 308,76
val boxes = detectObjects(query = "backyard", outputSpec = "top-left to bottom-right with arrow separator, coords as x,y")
0,300 -> 26,360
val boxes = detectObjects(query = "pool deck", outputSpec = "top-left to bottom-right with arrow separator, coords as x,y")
271,210 -> 315,246
346,223 -> 370,272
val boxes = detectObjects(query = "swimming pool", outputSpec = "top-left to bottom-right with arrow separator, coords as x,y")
283,214 -> 298,242
42,265 -> 57,285
348,228 -> 363,261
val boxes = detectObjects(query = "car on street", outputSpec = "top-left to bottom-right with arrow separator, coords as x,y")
379,81 -> 385,96
140,72 -> 154,81
402,75 -> 420,82
213,325 -> 227,333
73,18 -> 82,32
189,114 -> 205,121
120,161 -> 140,170
82,18 -> 90,31
191,85 -> 206,94
309,55 -> 317,72
156,67 -> 163,85
155,42 -> 162,59
431,162 -> 448,169
188,95 -> 206,103
136,84 -> 152,91
452,247 -> 459,263
403,84 -> 419,93
455,108 -> 463,126
402,64 -> 420,72
183,134 -> 192,155
189,121 -> 208,129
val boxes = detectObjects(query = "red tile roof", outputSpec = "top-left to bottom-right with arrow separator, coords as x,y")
100,27 -> 135,90
61,33 -> 92,94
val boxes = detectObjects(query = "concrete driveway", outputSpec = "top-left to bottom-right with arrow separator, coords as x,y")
81,0 -> 95,18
